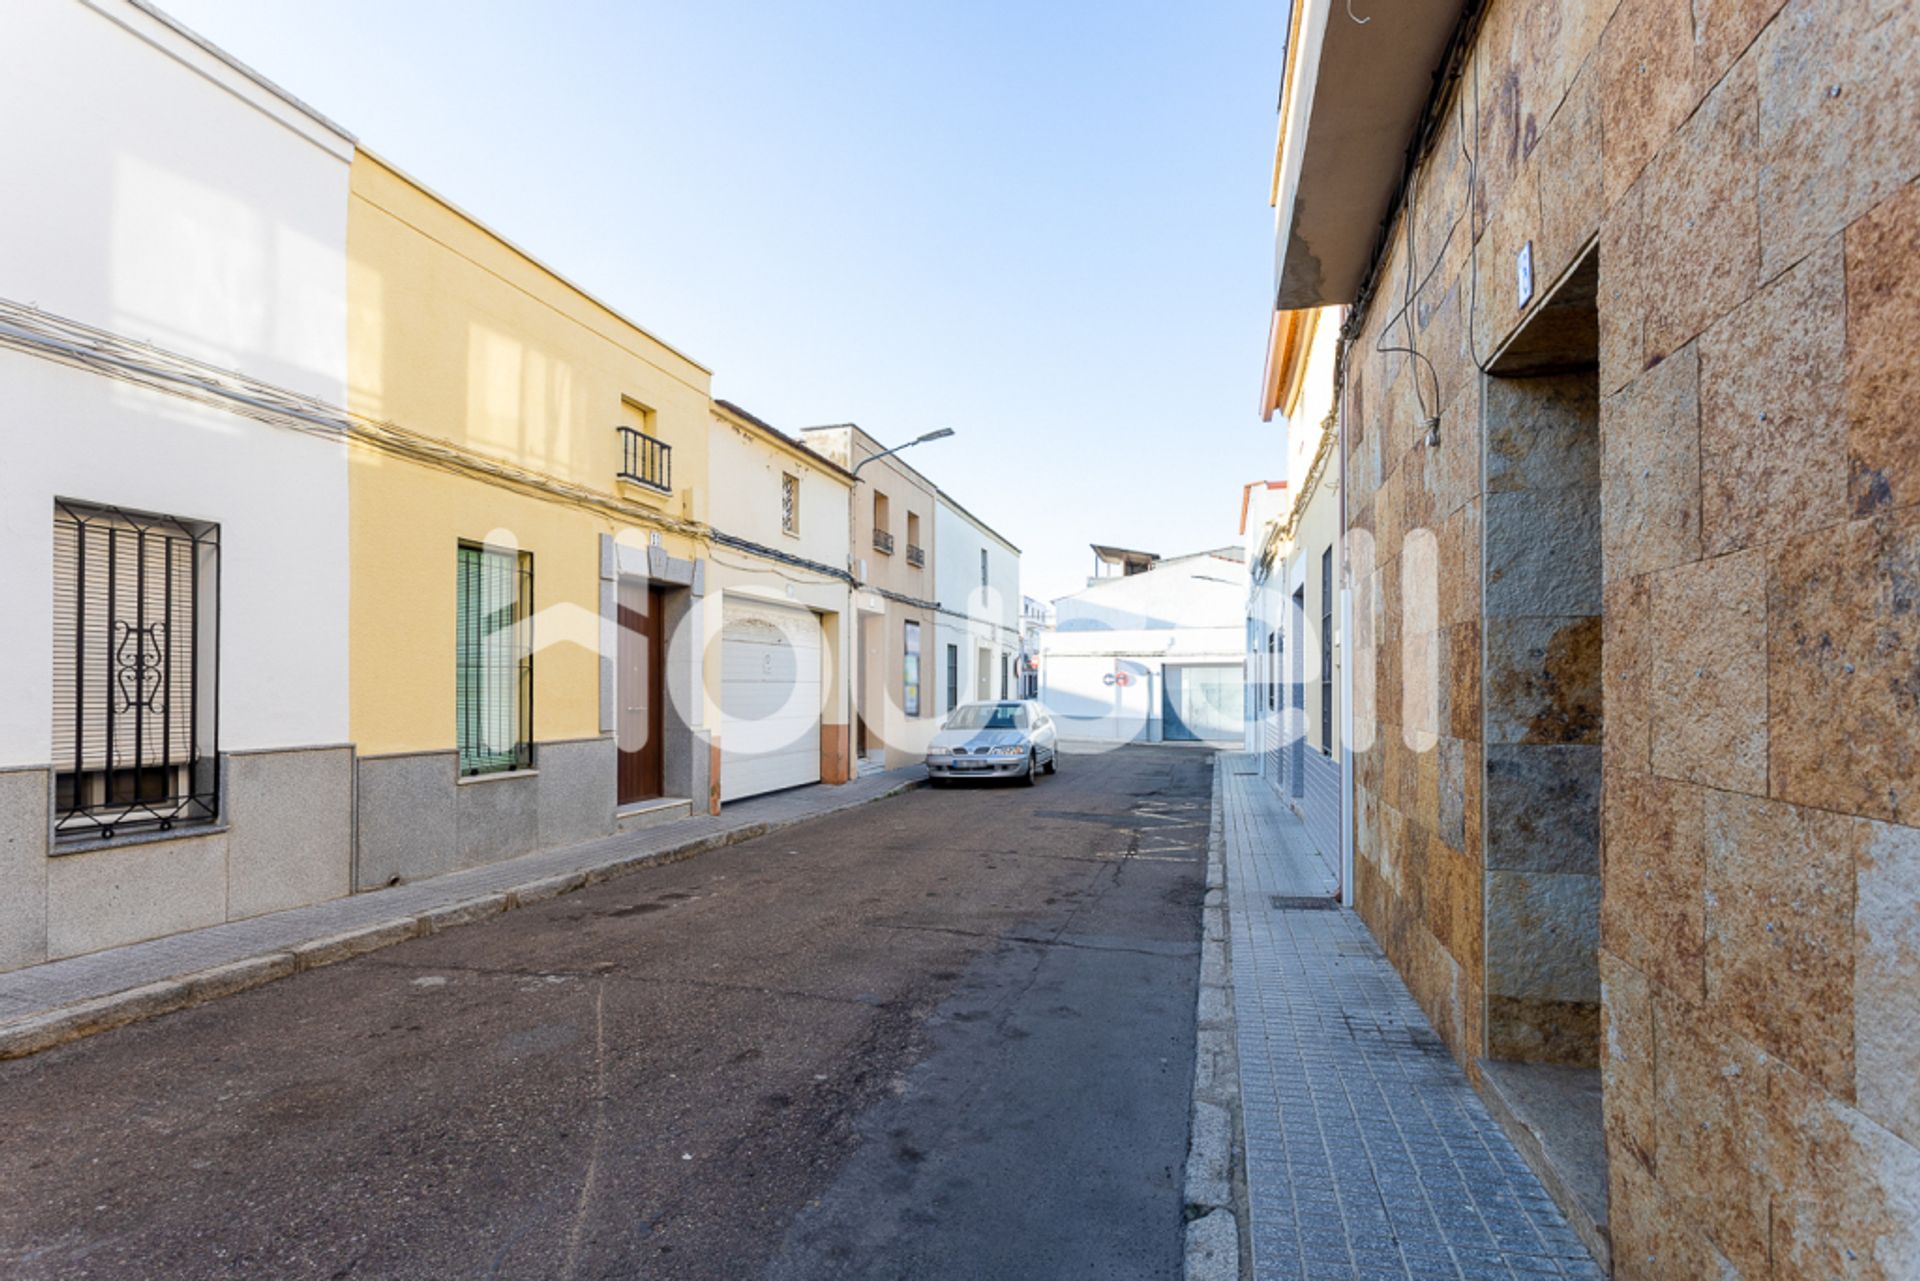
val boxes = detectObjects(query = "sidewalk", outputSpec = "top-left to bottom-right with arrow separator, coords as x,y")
1215,755 -> 1603,1281
0,765 -> 927,1060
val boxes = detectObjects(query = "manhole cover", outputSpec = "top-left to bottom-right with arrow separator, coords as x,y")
1270,895 -> 1340,911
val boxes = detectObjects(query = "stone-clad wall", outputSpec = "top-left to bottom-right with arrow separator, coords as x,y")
1341,0 -> 1920,1274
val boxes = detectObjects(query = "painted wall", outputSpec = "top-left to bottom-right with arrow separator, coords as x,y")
0,0 -> 353,767
0,0 -> 355,967
707,410 -> 851,579
804,426 -> 942,766
704,408 -> 855,780
1044,552 -> 1247,742
0,0 -> 351,403
346,154 -> 711,758
933,495 -> 1021,712
346,153 -> 712,525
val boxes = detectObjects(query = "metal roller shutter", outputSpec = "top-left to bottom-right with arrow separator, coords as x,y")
720,598 -> 823,801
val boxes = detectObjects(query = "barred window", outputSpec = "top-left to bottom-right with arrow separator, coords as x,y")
52,501 -> 219,842
781,473 -> 799,535
456,543 -> 534,776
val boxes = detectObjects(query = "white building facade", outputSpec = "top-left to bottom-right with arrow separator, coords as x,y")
932,493 -> 1021,717
1042,548 -> 1248,744
705,402 -> 856,803
1248,306 -> 1346,879
0,0 -> 357,970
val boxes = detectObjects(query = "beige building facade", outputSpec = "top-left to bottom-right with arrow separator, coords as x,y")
1271,0 -> 1920,1275
800,425 -> 943,769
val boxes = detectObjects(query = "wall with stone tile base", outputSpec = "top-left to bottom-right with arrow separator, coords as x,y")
354,736 -> 615,891
0,746 -> 353,973
1341,0 -> 1920,1272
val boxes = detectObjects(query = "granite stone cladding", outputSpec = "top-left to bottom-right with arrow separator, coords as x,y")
1339,0 -> 1920,1271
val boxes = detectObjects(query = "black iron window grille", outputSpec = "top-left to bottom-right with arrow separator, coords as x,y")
906,543 -> 925,567
456,543 -> 535,776
617,426 -> 672,493
872,528 -> 895,555
52,501 -> 220,842
781,473 -> 799,534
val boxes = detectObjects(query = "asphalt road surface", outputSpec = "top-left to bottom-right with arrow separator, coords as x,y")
0,744 -> 1211,1281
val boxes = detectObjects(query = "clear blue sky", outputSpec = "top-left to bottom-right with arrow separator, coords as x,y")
162,0 -> 1287,603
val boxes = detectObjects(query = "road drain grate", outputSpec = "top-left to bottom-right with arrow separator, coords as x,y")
1270,895 -> 1340,911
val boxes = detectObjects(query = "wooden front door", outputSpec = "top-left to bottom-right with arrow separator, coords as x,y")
618,580 -> 665,803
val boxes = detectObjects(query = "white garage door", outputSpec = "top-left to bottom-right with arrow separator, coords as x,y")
721,598 -> 823,801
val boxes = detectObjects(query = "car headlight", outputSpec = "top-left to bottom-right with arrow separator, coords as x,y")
989,745 -> 1027,756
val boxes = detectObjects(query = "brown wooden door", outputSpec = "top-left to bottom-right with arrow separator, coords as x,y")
618,581 -> 664,803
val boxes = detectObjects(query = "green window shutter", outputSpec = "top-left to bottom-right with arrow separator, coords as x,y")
457,544 -> 531,774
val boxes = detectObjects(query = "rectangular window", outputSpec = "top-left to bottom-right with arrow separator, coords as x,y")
903,620 -> 922,717
52,501 -> 219,842
980,548 -> 989,588
1000,653 -> 1009,699
1320,547 -> 1333,754
872,492 -> 893,554
1267,631 -> 1278,711
946,644 -> 959,713
781,473 -> 799,535
457,543 -> 534,775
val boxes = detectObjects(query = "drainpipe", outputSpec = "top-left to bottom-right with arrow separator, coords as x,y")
1338,335 -> 1356,909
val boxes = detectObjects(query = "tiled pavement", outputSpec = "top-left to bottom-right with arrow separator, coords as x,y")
0,765 -> 926,1030
1218,755 -> 1604,1281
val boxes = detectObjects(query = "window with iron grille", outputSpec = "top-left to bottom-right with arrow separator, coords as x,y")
52,501 -> 220,843
946,644 -> 959,713
781,473 -> 799,535
980,548 -> 988,588
1320,546 -> 1333,754
456,543 -> 534,775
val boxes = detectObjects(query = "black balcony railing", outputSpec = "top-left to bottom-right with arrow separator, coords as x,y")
873,528 -> 895,554
617,426 -> 672,493
906,544 -> 925,567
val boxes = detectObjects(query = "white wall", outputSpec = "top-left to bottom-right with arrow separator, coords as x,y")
0,0 -> 353,402
933,496 -> 1020,713
707,415 -> 851,572
934,497 -> 1019,634
1042,551 -> 1247,741
0,0 -> 353,766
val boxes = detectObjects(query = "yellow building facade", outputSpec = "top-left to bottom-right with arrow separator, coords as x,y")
345,153 -> 720,885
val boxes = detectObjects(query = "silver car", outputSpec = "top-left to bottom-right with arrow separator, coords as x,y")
925,700 -> 1059,786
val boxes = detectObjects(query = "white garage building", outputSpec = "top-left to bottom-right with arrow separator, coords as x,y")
1040,546 -> 1248,745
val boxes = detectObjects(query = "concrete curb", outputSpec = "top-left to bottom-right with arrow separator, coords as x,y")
1182,757 -> 1252,1281
0,776 -> 925,1063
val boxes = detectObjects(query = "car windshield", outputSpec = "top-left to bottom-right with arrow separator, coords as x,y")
945,703 -> 1028,731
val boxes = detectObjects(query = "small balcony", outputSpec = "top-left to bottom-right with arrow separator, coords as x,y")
906,544 -> 925,568
617,426 -> 672,494
872,528 -> 895,555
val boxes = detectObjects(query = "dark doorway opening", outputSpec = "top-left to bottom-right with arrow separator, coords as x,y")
618,579 -> 665,804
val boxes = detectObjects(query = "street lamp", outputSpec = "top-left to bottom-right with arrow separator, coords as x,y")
850,427 -> 955,479
845,426 -> 956,775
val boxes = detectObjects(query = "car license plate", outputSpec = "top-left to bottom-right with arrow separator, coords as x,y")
952,761 -> 989,771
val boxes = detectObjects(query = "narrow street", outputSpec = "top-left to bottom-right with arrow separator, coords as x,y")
0,747 -> 1209,1281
